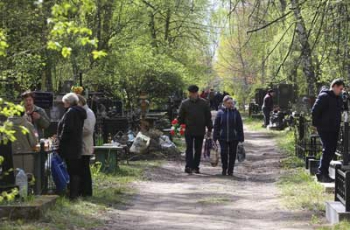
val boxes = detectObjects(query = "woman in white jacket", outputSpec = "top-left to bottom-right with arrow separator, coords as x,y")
78,95 -> 96,197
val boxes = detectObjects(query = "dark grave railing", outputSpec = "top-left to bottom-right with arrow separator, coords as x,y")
293,115 -> 322,160
335,167 -> 350,211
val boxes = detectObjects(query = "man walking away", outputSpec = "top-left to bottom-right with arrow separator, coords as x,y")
312,79 -> 344,183
262,89 -> 275,128
178,85 -> 213,174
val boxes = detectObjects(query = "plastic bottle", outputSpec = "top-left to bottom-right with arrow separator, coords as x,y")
108,133 -> 112,143
15,168 -> 28,199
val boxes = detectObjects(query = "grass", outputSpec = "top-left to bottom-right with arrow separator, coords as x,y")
0,161 -> 160,230
274,128 -> 332,213
243,117 -> 266,131
197,197 -> 231,205
272,125 -> 350,228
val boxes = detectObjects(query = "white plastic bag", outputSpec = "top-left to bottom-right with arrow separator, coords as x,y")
210,143 -> 219,167
159,135 -> 176,149
130,132 -> 151,154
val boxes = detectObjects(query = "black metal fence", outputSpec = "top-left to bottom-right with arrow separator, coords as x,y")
335,167 -> 350,211
293,115 -> 322,159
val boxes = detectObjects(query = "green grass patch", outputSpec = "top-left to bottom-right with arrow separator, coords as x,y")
173,137 -> 186,153
197,197 -> 231,205
277,169 -> 332,212
318,221 -> 350,230
243,117 -> 266,131
0,161 -> 159,230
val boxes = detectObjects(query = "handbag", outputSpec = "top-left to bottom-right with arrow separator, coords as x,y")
203,138 -> 213,159
210,142 -> 219,167
51,153 -> 70,192
236,143 -> 246,162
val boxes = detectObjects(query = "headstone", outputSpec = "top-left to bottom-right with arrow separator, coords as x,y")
62,80 -> 74,93
0,142 -> 16,193
34,91 -> 54,109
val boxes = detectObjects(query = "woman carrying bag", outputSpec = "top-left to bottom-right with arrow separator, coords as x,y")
213,96 -> 244,176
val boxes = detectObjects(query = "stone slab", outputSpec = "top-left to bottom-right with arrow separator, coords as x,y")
326,201 -> 350,224
314,177 -> 335,193
0,195 -> 59,220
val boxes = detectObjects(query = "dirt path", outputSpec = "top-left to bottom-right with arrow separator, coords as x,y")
94,128 -> 314,230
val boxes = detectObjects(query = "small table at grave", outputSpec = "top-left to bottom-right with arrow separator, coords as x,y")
94,145 -> 126,173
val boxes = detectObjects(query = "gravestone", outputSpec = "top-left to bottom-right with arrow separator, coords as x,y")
0,142 -> 16,193
34,91 -> 53,110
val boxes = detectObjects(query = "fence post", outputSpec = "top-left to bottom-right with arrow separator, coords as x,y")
344,122 -> 349,165
345,171 -> 350,212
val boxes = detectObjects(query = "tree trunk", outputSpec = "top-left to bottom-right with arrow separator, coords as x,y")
290,0 -> 317,96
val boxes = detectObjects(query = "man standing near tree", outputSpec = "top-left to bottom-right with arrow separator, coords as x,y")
178,85 -> 213,174
312,79 -> 344,183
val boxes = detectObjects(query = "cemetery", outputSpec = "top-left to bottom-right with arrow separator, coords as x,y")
2,0 -> 350,229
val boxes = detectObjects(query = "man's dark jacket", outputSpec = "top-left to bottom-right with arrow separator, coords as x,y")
262,93 -> 273,111
311,90 -> 342,132
178,97 -> 213,136
213,108 -> 244,142
58,106 -> 87,159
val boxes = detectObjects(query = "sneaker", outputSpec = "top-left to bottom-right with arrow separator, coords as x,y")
185,167 -> 192,174
193,168 -> 200,174
316,173 -> 334,183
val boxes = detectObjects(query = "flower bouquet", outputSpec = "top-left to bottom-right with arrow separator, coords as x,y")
170,119 -> 186,137
71,85 -> 84,95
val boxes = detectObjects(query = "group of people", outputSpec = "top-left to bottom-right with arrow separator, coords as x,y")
11,91 -> 96,200
200,89 -> 230,111
259,79 -> 345,183
178,85 -> 244,176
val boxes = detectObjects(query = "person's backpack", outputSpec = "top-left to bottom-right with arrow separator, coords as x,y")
51,153 -> 70,192
236,143 -> 246,162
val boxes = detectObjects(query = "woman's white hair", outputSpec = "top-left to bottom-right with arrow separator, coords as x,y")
62,93 -> 79,106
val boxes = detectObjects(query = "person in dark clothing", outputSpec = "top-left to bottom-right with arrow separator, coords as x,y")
178,85 -> 213,174
214,96 -> 244,176
214,91 -> 223,111
312,79 -> 344,183
262,89 -> 275,127
58,93 -> 87,200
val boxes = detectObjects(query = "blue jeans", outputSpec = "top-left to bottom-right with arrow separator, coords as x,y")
317,130 -> 339,175
185,135 -> 204,170
219,140 -> 239,174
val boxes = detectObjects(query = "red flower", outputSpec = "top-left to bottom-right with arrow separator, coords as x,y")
179,130 -> 185,136
170,130 -> 175,136
180,124 -> 186,128
171,119 -> 178,125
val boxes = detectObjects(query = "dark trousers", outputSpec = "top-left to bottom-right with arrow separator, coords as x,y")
317,130 -> 339,175
65,158 -> 82,200
185,135 -> 204,170
219,140 -> 239,174
80,155 -> 93,197
262,107 -> 271,126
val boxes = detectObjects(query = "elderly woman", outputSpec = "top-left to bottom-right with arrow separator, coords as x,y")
213,96 -> 244,176
57,93 -> 87,200
77,95 -> 96,197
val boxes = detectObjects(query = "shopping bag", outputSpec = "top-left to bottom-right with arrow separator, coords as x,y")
130,132 -> 151,154
236,143 -> 246,162
203,138 -> 213,159
51,153 -> 70,192
210,143 -> 219,167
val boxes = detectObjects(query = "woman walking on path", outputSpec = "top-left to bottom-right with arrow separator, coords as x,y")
213,96 -> 244,176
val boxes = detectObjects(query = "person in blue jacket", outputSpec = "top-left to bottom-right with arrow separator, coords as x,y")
214,96 -> 244,176
312,79 -> 344,183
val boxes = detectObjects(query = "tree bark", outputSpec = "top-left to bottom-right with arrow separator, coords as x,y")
290,0 -> 317,96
